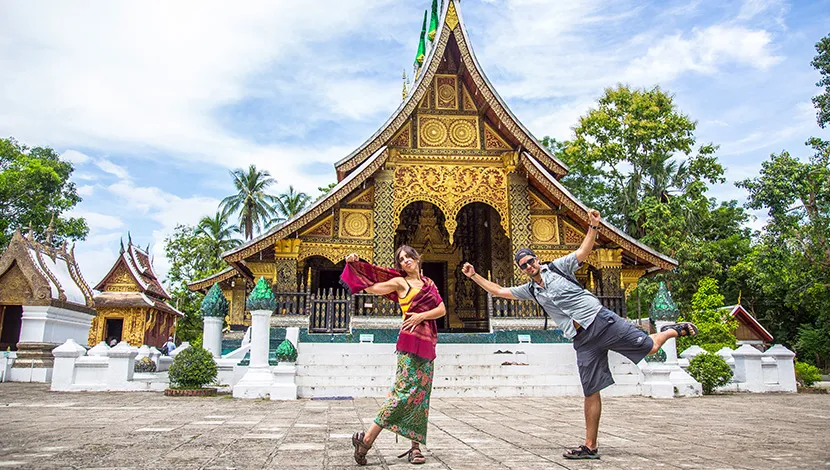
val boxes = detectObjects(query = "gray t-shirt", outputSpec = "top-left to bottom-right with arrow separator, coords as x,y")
508,253 -> 603,339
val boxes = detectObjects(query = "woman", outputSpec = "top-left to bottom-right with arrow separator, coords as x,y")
341,245 -> 445,466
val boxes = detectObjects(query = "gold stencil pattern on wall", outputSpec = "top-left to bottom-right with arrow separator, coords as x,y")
484,123 -> 511,150
346,187 -> 374,206
531,216 -> 559,244
563,220 -> 585,245
462,83 -> 477,111
435,75 -> 458,110
418,115 -> 479,149
339,209 -> 373,239
393,165 -> 509,244
390,124 -> 411,147
420,88 -> 431,110
104,264 -> 139,292
529,191 -> 552,211
300,215 -> 334,238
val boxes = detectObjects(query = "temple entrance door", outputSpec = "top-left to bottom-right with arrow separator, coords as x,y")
421,262 -> 448,329
0,305 -> 23,351
105,318 -> 123,344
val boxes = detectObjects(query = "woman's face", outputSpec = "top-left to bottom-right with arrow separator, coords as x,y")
398,250 -> 419,274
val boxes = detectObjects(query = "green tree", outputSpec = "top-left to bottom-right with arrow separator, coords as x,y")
164,224 -> 227,343
0,137 -> 88,250
220,165 -> 278,240
563,85 -> 724,239
677,278 -> 737,354
270,185 -> 312,225
812,33 -> 830,128
317,182 -> 337,198
195,210 -> 240,259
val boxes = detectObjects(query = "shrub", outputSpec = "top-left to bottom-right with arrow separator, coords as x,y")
168,346 -> 217,390
795,361 -> 822,387
687,352 -> 733,394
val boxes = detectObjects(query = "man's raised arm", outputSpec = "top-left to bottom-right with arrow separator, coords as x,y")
461,263 -> 517,299
575,209 -> 602,264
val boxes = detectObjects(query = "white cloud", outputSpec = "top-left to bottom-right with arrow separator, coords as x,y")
61,149 -> 90,165
622,25 -> 783,85
77,185 -> 95,197
738,0 -> 789,24
69,210 -> 124,232
94,160 -> 131,180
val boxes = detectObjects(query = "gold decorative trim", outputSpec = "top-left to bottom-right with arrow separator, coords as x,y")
446,0 -> 459,30
534,250 -> 572,263
531,216 -> 559,244
299,215 -> 334,238
529,191 -> 552,211
434,74 -> 458,110
484,122 -> 511,150
462,83 -> 476,111
338,209 -> 374,239
274,239 -> 302,259
621,268 -> 646,297
392,164 -> 510,244
246,262 -> 276,283
562,219 -> 585,245
298,242 -> 373,265
390,123 -> 411,148
417,114 -> 479,149
587,248 -> 622,269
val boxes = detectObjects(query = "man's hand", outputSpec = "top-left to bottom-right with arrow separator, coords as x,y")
588,209 -> 601,226
401,313 -> 424,332
345,253 -> 359,263
462,263 -> 476,278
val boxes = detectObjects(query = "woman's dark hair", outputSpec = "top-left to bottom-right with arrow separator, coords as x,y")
394,245 -> 421,271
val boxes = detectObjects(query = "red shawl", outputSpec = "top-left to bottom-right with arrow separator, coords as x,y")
341,260 -> 442,360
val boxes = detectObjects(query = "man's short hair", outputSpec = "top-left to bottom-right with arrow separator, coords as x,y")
514,248 -> 537,265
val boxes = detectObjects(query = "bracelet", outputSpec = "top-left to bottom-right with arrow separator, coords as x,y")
589,224 -> 601,231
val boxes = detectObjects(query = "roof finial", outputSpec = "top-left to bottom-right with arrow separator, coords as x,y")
127,231 -> 132,246
119,238 -> 125,254
413,10 -> 427,78
402,69 -> 408,100
44,214 -> 55,247
146,242 -> 150,253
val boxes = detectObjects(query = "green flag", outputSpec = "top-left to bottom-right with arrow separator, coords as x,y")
414,10 -> 427,66
428,0 -> 439,41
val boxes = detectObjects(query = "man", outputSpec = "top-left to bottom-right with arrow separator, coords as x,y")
162,336 -> 176,356
462,208 -> 697,460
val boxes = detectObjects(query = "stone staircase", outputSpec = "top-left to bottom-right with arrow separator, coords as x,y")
296,342 -> 644,398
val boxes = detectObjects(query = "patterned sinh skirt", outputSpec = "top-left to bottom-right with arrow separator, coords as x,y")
374,351 -> 434,444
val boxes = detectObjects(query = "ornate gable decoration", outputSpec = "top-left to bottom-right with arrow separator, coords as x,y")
529,191 -> 552,211
339,209 -> 374,239
531,215 -> 559,244
0,230 -> 94,310
461,83 -> 476,111
434,74 -> 458,110
346,187 -> 374,206
484,122 -> 511,150
562,220 -> 585,245
390,123 -> 412,148
418,115 -> 479,149
102,263 -> 140,292
300,215 -> 334,238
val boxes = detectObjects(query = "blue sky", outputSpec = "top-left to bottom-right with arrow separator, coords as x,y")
1,0 -> 828,286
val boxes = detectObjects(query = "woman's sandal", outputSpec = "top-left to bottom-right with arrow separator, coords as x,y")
660,322 -> 699,337
352,431 -> 371,466
397,447 -> 426,465
563,445 -> 600,460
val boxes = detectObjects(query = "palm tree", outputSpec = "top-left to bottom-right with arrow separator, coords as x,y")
270,186 -> 312,226
196,209 -> 240,259
220,165 -> 279,240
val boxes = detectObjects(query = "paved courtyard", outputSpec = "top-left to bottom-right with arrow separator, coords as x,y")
0,383 -> 828,469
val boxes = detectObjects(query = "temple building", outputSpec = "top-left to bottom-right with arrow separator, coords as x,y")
0,226 -> 96,381
89,237 -> 182,347
191,0 -> 677,333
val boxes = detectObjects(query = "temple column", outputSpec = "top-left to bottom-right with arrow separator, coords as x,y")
373,169 -> 395,268
508,172 -> 531,285
233,278 -> 276,399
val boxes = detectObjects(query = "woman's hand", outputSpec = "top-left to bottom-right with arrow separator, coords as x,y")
345,253 -> 359,263
401,313 -> 425,332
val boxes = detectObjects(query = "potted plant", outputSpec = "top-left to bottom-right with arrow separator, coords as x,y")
165,346 -> 218,397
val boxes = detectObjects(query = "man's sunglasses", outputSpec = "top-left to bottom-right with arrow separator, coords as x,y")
519,258 -> 537,270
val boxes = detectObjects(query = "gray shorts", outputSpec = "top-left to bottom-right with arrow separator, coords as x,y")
572,308 -> 654,396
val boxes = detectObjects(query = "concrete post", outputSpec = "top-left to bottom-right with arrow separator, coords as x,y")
51,339 -> 86,391
107,341 -> 137,387
731,344 -> 764,392
203,316 -> 224,359
233,309 -> 274,398
765,344 -> 796,392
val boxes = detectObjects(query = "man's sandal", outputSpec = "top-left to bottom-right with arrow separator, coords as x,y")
660,322 -> 699,337
352,431 -> 371,466
564,445 -> 600,460
398,447 -> 426,464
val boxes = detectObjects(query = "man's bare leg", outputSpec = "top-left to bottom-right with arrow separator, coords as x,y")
648,329 -> 679,354
584,391 -> 601,450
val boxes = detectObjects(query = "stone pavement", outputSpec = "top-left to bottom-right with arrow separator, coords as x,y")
0,383 -> 828,469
